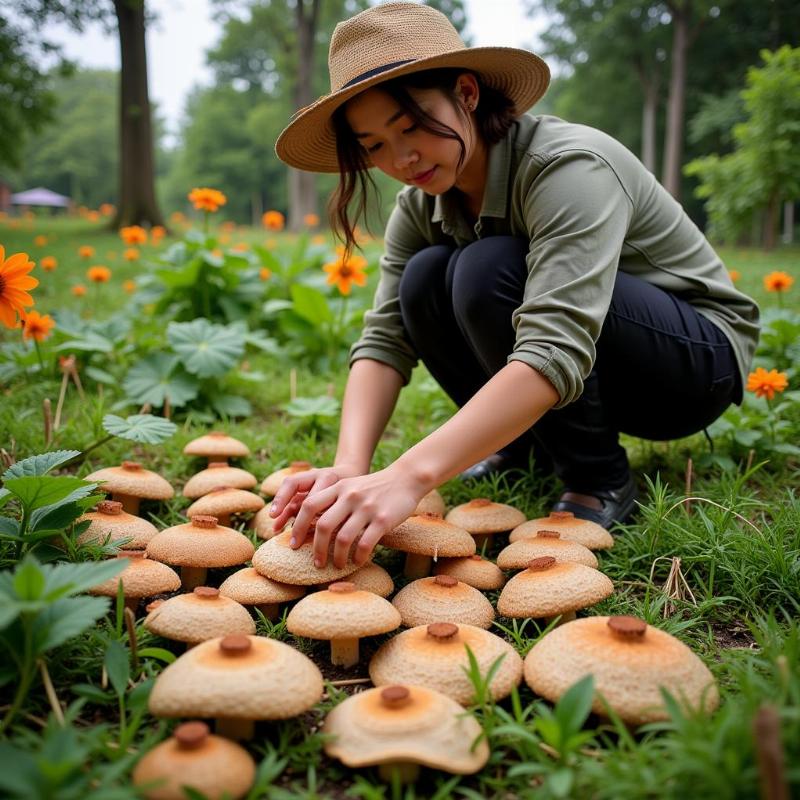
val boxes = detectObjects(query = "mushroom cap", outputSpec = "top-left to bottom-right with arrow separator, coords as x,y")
445,498 -> 526,534
524,616 -> 720,725
132,721 -> 256,800
84,462 -> 174,501
182,463 -> 257,499
433,555 -> 506,591
77,501 -> 158,549
149,634 -> 324,720
370,623 -> 522,705
218,567 -> 306,606
509,511 -> 614,550
252,506 -> 290,540
391,575 -> 495,630
260,461 -> 315,497
497,532 -> 599,569
331,562 -> 394,598
186,487 -> 265,518
323,684 -> 489,774
252,530 -> 367,585
287,583 -> 401,640
144,587 -> 256,644
381,514 -> 476,557
496,557 -> 613,618
88,553 -> 181,599
414,489 -> 446,517
146,517 -> 255,569
183,432 -> 250,459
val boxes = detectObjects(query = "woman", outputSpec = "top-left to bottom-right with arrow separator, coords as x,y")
270,2 -> 759,570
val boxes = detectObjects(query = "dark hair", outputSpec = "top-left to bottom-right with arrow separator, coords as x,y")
328,68 -> 516,258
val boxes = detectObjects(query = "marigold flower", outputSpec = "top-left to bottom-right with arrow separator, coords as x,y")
0,246 -> 38,328
78,245 -> 95,259
259,267 -> 271,281
123,279 -> 137,293
123,248 -> 140,261
746,367 -> 789,400
221,221 -> 237,233
71,285 -> 87,297
188,187 -> 227,213
170,211 -> 187,224
40,256 -> 57,272
151,225 -> 166,241
99,203 -> 115,216
120,225 -> 147,245
34,235 -> 48,247
311,234 -> 326,245
22,309 -> 55,342
303,213 -> 320,227
262,210 -> 285,231
87,265 -> 111,283
323,245 -> 368,296
232,242 -> 249,252
87,210 -> 100,222
763,271 -> 794,292
78,206 -> 89,217
728,269 -> 741,283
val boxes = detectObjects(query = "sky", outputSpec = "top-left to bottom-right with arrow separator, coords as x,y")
30,0 -> 548,146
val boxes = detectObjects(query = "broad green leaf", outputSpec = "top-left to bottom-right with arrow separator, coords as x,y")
0,597 -> 22,629
155,259 -> 201,289
0,743 -> 40,797
123,353 -> 199,408
554,674 -> 595,738
29,490 -> 103,533
547,768 -> 575,798
32,595 -> 111,652
137,647 -> 177,664
284,396 -> 340,418
104,640 -> 130,697
85,366 -> 116,385
4,476 -> 95,512
167,319 -> 245,378
13,558 -> 46,601
102,413 -> 177,445
53,332 -> 113,353
262,299 -> 294,317
40,559 -> 127,600
210,394 -> 252,418
290,283 -> 333,325
2,450 -> 81,480
0,516 -> 20,538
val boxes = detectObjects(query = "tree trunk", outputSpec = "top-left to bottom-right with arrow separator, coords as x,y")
112,0 -> 164,228
641,77 -> 659,175
781,201 -> 794,244
661,1 -> 690,201
763,190 -> 780,250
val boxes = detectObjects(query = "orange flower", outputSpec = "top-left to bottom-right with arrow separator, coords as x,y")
170,211 -> 187,224
34,235 -> 48,247
151,225 -> 166,241
232,242 -> 249,252
87,265 -> 111,283
262,210 -> 285,231
99,203 -> 115,216
71,285 -> 87,297
221,221 -> 237,233
87,210 -> 100,222
40,256 -> 57,272
763,271 -> 794,292
0,246 -> 38,328
78,245 -> 95,259
188,187 -> 227,213
78,206 -> 89,217
123,279 -> 137,293
123,248 -> 140,261
746,367 -> 789,400
323,246 -> 368,296
303,213 -> 320,227
311,234 -> 326,245
22,309 -> 55,342
259,267 -> 271,281
120,225 -> 147,245
728,269 -> 741,283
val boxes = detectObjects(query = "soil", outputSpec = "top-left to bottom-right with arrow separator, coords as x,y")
711,619 -> 757,650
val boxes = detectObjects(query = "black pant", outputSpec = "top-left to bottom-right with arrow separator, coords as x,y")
398,236 -> 741,492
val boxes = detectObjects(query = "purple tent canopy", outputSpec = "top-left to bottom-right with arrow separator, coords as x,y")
10,187 -> 71,207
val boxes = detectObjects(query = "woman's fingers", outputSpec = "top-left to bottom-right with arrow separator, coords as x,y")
270,471 -> 318,517
290,485 -> 338,550
354,520 -> 390,566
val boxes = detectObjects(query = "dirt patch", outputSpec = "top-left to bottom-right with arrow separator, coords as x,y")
711,619 -> 757,650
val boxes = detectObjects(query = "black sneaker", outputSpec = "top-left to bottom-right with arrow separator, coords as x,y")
551,474 -> 638,529
459,452 -> 527,482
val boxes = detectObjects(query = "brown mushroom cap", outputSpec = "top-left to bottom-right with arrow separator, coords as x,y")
146,517 -> 254,569
323,684 -> 489,774
77,501 -> 159,549
381,514 -> 476,558
524,616 -> 720,725
259,461 -> 315,497
251,505 -> 291,540
497,558 -> 613,618
497,532 -> 599,569
84,462 -> 174,501
218,567 -> 306,606
88,552 -> 181,599
391,575 -> 495,629
148,634 -> 324,720
370,623 -> 522,705
330,562 -> 394,598
182,463 -> 257,499
414,489 -> 446,517
144,587 -> 256,644
445,498 -> 526,534
432,555 -> 506,590
186,487 -> 265,519
509,511 -> 614,550
183,432 -> 251,460
132,721 -> 256,800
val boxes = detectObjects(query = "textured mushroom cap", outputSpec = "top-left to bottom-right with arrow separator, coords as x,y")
183,432 -> 250,459
77,504 -> 158,549
149,635 -> 324,719
88,553 -> 181,598
497,532 -> 599,569
252,530 -> 367,585
146,517 -> 254,569
391,576 -> 495,629
497,558 -> 613,618
186,487 -> 265,518
336,562 -> 394,597
252,506 -> 291,540
524,616 -> 720,725
433,555 -> 506,590
288,583 -> 401,640
144,588 -> 256,644
84,462 -> 174,501
132,721 -> 256,800
182,463 -> 257,499
414,489 -> 446,517
445,498 -> 526,534
260,461 -> 315,497
509,511 -> 614,550
382,514 -> 476,557
218,567 -> 306,605
323,685 -> 489,774
370,623 -> 522,705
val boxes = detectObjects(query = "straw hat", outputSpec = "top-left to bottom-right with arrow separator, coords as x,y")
275,1 -> 550,173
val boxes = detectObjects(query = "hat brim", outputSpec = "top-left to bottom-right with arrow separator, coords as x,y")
275,47 -> 550,173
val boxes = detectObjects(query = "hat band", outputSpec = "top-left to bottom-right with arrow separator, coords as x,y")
341,59 -> 415,90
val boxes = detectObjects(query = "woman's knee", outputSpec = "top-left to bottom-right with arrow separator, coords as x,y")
398,244 -> 454,317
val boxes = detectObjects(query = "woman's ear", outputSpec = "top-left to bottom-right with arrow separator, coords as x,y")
455,72 -> 480,112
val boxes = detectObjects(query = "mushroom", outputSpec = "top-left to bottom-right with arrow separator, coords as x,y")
84,461 -> 174,515
185,486 -> 265,527
509,511 -> 614,551
251,505 -> 291,540
144,587 -> 256,646
260,461 -> 315,497
524,615 -> 720,725
391,575 -> 495,630
497,556 -> 613,623
414,489 -> 446,517
287,581 -> 402,667
218,567 -> 305,621
432,554 -> 506,591
183,431 -> 251,464
88,552 -> 181,613
146,515 -> 255,590
370,622 -> 522,705
77,500 -> 158,549
497,530 -> 599,569
132,720 -> 256,800
323,684 -> 489,783
381,513 -> 476,579
445,498 -> 526,548
182,462 -> 257,499
148,633 -> 324,740
325,562 -> 394,598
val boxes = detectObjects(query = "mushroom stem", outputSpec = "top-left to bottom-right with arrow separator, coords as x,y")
403,552 -> 433,580
545,610 -> 576,626
377,762 -> 420,783
114,493 -> 140,515
472,533 -> 490,549
330,637 -> 360,668
215,717 -> 255,741
216,512 -> 232,526
180,566 -> 208,591
255,602 -> 279,621
123,596 -> 139,614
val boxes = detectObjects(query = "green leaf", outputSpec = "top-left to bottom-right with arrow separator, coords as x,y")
2,450 -> 81,480
4,476 -> 96,512
123,353 -> 199,408
102,414 -> 177,444
283,396 -> 340,419
137,647 -> 177,664
0,516 -> 20,539
263,299 -> 294,317
40,559 -> 127,600
167,319 -> 245,378
554,674 -> 595,739
54,331 -> 114,353
104,639 -> 130,697
290,283 -> 333,325
85,366 -> 117,385
33,595 -> 111,652
13,558 -> 46,601
547,768 -> 575,798
210,394 -> 252,418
